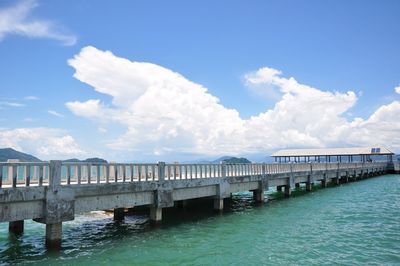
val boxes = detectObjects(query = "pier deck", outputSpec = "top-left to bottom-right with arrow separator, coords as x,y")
0,160 -> 397,249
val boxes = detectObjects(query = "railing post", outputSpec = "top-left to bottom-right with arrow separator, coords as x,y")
66,165 -> 71,185
158,162 -> 165,181
25,165 -> 31,187
12,164 -> 17,188
221,162 -> 227,178
39,165 -> 44,186
106,164 -> 110,183
114,164 -> 118,183
0,165 -> 3,188
262,163 -> 266,178
49,160 -> 62,190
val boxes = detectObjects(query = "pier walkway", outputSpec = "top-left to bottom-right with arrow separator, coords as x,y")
0,160 -> 398,249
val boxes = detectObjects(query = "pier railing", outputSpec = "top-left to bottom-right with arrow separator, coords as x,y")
0,161 -> 389,188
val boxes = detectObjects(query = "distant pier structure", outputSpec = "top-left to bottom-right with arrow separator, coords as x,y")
272,146 -> 394,163
0,146 -> 398,250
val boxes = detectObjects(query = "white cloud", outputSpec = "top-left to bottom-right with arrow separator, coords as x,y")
0,101 -> 25,107
66,46 -> 400,157
395,85 -> 400,94
24,95 -> 39,101
0,0 -> 76,45
48,110 -> 64,118
22,117 -> 35,122
0,128 -> 86,159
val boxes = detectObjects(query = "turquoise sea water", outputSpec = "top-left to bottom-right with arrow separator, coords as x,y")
1,174 -> 399,265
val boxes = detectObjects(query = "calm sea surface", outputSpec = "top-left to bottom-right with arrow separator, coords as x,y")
1,174 -> 399,265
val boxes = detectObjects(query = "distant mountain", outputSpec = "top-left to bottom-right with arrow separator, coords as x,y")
0,148 -> 41,162
64,157 -> 108,163
212,156 -> 232,163
222,157 -> 251,164
212,156 -> 251,164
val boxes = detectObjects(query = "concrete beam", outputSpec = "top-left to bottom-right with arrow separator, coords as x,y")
46,223 -> 62,250
9,220 -> 24,235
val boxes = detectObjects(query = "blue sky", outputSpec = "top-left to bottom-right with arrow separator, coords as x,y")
0,0 -> 399,162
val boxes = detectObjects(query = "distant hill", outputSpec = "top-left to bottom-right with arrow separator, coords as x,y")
64,157 -> 108,163
0,148 -> 41,162
212,156 -> 251,164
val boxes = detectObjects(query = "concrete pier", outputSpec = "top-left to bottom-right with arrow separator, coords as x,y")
333,177 -> 340,185
150,207 -> 162,223
175,200 -> 188,208
306,182 -> 313,191
253,189 -> 264,203
9,220 -> 24,235
214,198 -> 224,211
46,223 -> 62,250
113,208 -> 125,221
284,185 -> 291,197
0,160 -> 390,250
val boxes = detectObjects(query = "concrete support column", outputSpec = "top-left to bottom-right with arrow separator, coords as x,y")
321,179 -> 327,188
306,182 -> 313,192
9,220 -> 24,235
333,178 -> 340,185
277,186 -> 283,192
113,208 -> 125,221
295,183 -> 300,188
176,200 -> 188,208
46,223 -> 62,249
150,206 -> 162,223
284,185 -> 291,197
253,189 -> 264,203
214,198 -> 224,211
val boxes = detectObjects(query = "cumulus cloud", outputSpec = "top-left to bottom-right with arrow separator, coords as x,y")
0,128 -> 85,159
66,46 -> 400,157
0,0 -> 76,45
67,47 -> 244,155
395,85 -> 400,94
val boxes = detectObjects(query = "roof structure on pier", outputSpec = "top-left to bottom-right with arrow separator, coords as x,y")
271,146 -> 394,157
